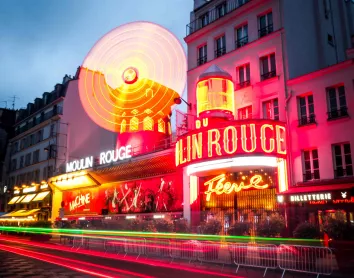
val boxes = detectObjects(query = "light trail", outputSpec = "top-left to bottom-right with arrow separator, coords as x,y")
0,242 -> 153,278
0,235 -> 243,278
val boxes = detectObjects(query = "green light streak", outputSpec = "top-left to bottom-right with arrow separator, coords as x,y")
0,226 -> 322,245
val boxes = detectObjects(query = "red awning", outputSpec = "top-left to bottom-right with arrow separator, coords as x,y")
280,184 -> 354,194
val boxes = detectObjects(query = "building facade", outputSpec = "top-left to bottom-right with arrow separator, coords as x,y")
2,75 -> 73,221
180,0 -> 354,233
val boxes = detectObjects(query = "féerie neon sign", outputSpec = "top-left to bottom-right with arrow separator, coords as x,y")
176,119 -> 286,167
204,173 -> 269,201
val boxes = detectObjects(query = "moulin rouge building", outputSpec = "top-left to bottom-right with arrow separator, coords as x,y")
179,0 -> 354,233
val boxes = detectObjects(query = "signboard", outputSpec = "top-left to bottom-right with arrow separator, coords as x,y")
62,173 -> 183,215
278,190 -> 352,204
176,119 -> 286,167
204,173 -> 269,201
23,186 -> 37,193
66,145 -> 132,173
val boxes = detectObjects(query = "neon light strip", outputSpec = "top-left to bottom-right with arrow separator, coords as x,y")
186,156 -> 278,175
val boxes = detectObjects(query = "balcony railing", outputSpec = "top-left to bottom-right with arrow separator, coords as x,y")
258,24 -> 274,38
235,36 -> 248,48
186,0 -> 251,36
334,167 -> 353,178
15,106 -> 63,136
236,80 -> 251,89
298,115 -> 316,126
303,172 -> 320,182
261,70 -> 276,81
327,107 -> 349,120
215,47 -> 226,58
197,55 -> 207,66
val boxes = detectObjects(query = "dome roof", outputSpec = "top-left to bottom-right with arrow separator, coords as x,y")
199,64 -> 232,80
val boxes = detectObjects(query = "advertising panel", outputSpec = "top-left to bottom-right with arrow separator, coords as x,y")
62,173 -> 182,215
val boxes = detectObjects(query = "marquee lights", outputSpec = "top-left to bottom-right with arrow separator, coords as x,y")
204,173 -> 269,201
176,120 -> 286,167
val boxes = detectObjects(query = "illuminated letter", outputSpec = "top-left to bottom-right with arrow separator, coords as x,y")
208,129 -> 222,157
196,120 -> 201,129
202,118 -> 208,127
241,124 -> 256,153
125,145 -> 132,158
204,174 -> 225,201
276,125 -> 286,155
175,140 -> 180,166
260,124 -> 275,153
85,193 -> 90,204
179,139 -> 187,164
85,156 -> 93,169
223,126 -> 237,154
99,152 -> 106,165
192,133 -> 202,160
186,136 -> 191,162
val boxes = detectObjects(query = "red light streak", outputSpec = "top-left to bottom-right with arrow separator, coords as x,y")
0,235 -> 242,278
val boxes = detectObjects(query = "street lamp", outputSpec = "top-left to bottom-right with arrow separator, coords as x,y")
174,97 -> 192,110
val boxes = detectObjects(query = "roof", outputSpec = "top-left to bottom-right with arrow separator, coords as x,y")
199,64 -> 232,80
280,184 -> 354,195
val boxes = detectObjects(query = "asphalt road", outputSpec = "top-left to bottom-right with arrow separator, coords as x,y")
0,235 -> 243,278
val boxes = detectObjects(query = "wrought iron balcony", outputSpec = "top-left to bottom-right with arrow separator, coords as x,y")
186,0 -> 251,36
298,115 -> 316,126
303,172 -> 320,182
235,36 -> 248,48
327,107 -> 349,120
334,168 -> 353,178
236,80 -> 251,89
215,47 -> 226,58
258,24 -> 274,38
261,70 -> 276,81
197,55 -> 207,66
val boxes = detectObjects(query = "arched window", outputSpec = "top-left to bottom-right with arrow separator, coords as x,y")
143,116 -> 154,131
130,117 -> 139,131
120,119 -> 126,133
158,119 -> 165,133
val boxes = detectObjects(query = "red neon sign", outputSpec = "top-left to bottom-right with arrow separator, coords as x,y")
204,173 -> 269,201
176,119 -> 286,167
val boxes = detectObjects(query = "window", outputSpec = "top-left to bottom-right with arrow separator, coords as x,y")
236,63 -> 250,88
328,34 -> 334,46
238,105 -> 252,119
120,119 -> 126,133
197,44 -> 207,66
258,12 -> 273,37
25,153 -> 32,166
33,150 -> 40,164
47,166 -> 54,178
303,149 -> 320,181
260,53 -> 276,80
143,117 -> 153,131
130,117 -> 139,131
323,0 -> 330,19
49,145 -> 57,159
333,143 -> 353,177
235,25 -> 248,48
215,35 -> 226,58
19,156 -> 24,168
10,159 -> 17,171
20,138 -> 25,150
216,2 -> 227,18
199,12 -> 209,28
263,98 -> 279,120
158,119 -> 165,133
327,86 -> 348,119
34,169 -> 40,183
298,95 -> 316,125
30,134 -> 35,146
50,124 -> 56,137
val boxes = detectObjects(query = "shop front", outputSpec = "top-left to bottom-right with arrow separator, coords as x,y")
277,184 -> 354,232
177,118 -> 289,234
1,182 -> 52,223
49,149 -> 183,228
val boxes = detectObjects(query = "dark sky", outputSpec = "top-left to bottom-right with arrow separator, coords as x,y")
0,0 -> 192,109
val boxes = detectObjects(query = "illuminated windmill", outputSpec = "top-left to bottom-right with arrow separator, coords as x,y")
78,22 -> 187,152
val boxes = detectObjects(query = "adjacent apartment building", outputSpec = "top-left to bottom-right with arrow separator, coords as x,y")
183,0 -> 354,230
3,75 -> 72,220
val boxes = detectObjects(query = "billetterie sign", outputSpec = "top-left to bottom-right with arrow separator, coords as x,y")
66,145 -> 132,173
176,119 -> 286,167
